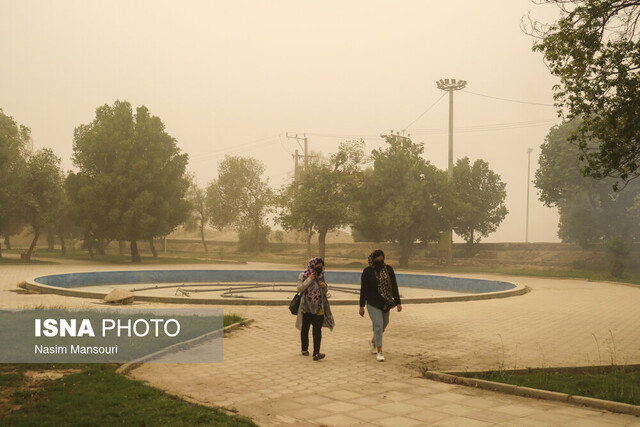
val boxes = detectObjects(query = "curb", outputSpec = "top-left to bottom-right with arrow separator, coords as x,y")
423,370 -> 640,417
116,318 -> 255,375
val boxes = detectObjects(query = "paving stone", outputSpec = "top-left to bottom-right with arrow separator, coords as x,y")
375,415 -> 424,427
310,413 -> 364,426
375,401 -> 422,415
346,408 -> 391,422
406,408 -> 454,424
465,408 -> 519,423
430,416 -> 493,426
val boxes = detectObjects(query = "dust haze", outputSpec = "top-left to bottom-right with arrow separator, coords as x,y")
0,0 -> 567,243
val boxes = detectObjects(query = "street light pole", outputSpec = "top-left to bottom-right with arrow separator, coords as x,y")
526,148 -> 533,243
436,78 -> 467,264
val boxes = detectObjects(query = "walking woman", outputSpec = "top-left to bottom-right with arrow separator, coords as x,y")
296,257 -> 335,361
359,249 -> 402,362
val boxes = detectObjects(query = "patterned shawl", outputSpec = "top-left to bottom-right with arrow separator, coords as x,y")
368,250 -> 395,308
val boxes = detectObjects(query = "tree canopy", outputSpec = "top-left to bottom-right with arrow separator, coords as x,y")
452,157 -> 508,249
207,156 -> 273,251
22,149 -> 65,261
70,101 -> 190,262
352,135 -> 449,267
0,109 -> 30,256
278,140 -> 365,259
535,120 -> 640,246
528,0 -> 640,189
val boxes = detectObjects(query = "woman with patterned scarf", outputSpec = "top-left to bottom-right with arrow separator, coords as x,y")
295,257 -> 335,361
359,249 -> 402,362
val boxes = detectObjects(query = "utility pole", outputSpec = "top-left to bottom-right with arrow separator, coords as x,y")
436,78 -> 467,264
526,148 -> 533,243
293,149 -> 300,181
287,133 -> 311,180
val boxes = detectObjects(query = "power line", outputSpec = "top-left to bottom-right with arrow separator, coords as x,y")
304,132 -> 381,139
405,92 -> 447,130
409,118 -> 559,135
461,90 -> 555,107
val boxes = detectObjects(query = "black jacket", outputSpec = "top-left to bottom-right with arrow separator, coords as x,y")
359,265 -> 401,311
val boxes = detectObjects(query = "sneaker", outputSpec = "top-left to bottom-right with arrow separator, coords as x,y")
369,340 -> 377,354
376,351 -> 385,362
313,353 -> 325,361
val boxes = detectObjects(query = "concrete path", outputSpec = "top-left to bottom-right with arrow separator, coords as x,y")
2,261 -> 640,426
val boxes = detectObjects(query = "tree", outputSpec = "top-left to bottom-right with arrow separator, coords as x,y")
0,109 -> 30,257
278,140 -> 365,259
66,172 -> 112,258
206,156 -> 273,252
527,1 -> 640,188
535,120 -> 640,246
70,101 -> 190,262
22,149 -> 65,261
352,135 -> 449,267
452,157 -> 508,250
184,174 -> 210,253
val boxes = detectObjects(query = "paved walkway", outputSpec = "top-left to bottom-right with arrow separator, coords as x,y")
2,261 -> 640,426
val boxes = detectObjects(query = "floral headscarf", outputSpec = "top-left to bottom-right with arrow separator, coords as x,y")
302,257 -> 324,281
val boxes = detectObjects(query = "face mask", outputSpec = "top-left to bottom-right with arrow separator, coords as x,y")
373,260 -> 384,269
314,267 -> 323,277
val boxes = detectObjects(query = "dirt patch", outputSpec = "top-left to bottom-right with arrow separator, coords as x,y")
23,369 -> 82,381
0,368 -> 82,416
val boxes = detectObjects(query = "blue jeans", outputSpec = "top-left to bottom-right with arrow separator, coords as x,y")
367,304 -> 390,348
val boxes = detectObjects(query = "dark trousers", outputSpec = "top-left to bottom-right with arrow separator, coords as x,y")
301,312 -> 324,355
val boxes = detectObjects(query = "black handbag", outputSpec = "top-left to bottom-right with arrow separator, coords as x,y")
289,292 -> 302,315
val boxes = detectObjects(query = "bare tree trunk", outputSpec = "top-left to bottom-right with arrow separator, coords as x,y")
60,234 -> 67,256
200,224 -> 208,253
84,231 -> 94,259
130,240 -> 141,263
0,238 -> 3,258
466,229 -> 475,256
399,239 -> 412,268
318,228 -> 328,260
47,229 -> 55,251
149,239 -> 158,258
306,228 -> 313,258
4,236 -> 11,250
25,227 -> 41,262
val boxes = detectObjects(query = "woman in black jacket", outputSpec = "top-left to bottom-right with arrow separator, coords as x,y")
359,249 -> 402,362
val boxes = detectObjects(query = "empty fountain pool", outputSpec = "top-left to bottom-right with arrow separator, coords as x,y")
23,269 -> 528,305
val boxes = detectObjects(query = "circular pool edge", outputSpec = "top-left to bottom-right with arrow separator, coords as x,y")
22,269 -> 529,305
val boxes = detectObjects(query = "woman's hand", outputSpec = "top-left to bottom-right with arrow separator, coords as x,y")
309,272 -> 316,280
318,281 -> 327,289
359,307 -> 365,317
397,304 -> 402,312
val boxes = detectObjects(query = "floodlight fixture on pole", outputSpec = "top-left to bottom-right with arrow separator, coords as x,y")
436,77 -> 467,265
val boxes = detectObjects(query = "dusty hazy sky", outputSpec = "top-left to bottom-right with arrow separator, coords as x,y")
1,0 -> 565,243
